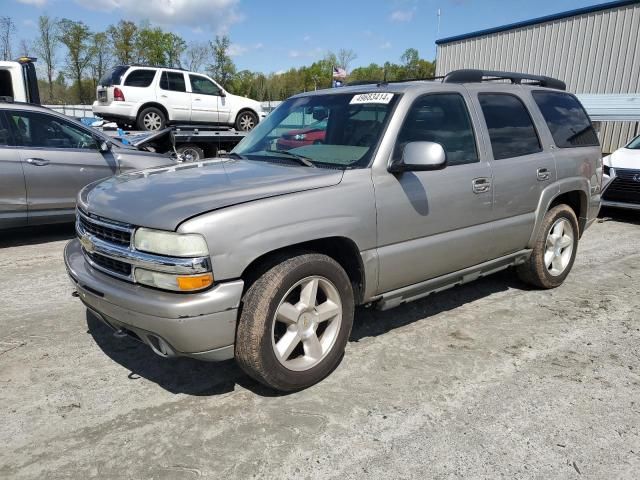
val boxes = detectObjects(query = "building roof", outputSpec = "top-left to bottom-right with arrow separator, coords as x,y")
436,0 -> 639,45
576,94 -> 640,121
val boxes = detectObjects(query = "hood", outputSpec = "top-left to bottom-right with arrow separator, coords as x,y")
79,158 -> 343,231
607,148 -> 640,170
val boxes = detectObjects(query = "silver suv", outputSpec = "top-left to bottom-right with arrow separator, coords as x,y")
65,70 -> 602,391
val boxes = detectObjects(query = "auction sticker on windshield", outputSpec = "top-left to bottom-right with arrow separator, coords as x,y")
350,93 -> 394,104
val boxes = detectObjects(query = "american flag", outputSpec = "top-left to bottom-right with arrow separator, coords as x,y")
332,66 -> 347,79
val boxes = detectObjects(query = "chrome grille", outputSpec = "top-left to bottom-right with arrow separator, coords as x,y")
77,210 -> 132,246
87,252 -> 132,277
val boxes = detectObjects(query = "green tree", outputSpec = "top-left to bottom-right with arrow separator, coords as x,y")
164,32 -> 186,68
34,15 -> 60,101
206,35 -> 236,88
89,32 -> 110,88
107,20 -> 138,65
58,19 -> 92,103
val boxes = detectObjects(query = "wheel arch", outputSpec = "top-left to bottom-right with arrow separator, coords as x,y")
234,107 -> 259,124
240,236 -> 366,305
136,102 -> 170,121
528,179 -> 590,247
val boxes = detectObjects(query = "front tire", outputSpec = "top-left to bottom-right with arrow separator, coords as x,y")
517,204 -> 579,289
235,110 -> 258,132
235,253 -> 354,392
137,107 -> 166,131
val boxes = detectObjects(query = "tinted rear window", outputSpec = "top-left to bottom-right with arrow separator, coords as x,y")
532,91 -> 599,148
479,93 -> 541,160
99,66 -> 129,87
124,69 -> 157,87
160,71 -> 186,92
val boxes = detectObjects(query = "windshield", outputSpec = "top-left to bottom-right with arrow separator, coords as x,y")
233,92 -> 399,168
626,134 -> 640,150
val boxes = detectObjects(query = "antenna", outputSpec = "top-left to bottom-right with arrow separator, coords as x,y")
437,9 -> 441,35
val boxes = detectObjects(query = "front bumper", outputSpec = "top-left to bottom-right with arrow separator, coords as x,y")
64,239 -> 243,361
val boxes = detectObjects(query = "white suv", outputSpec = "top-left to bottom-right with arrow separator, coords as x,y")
92,65 -> 265,132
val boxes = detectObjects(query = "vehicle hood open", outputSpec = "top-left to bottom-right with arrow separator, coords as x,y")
78,158 -> 344,231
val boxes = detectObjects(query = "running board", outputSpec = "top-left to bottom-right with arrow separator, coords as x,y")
375,250 -> 532,311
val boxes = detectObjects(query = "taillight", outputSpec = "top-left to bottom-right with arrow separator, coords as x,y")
113,87 -> 125,102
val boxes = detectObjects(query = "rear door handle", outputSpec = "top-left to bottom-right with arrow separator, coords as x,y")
25,158 -> 50,166
472,177 -> 491,194
537,168 -> 551,181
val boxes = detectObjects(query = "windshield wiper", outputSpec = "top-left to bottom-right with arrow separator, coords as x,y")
266,149 -> 316,167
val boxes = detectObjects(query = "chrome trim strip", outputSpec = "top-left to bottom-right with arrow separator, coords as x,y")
77,208 -> 134,234
76,221 -> 211,276
82,248 -> 135,282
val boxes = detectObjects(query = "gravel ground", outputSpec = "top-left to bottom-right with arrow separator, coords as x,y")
0,208 -> 639,479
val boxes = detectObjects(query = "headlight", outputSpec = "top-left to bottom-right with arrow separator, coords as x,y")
134,228 -> 208,257
135,268 -> 213,292
294,133 -> 306,140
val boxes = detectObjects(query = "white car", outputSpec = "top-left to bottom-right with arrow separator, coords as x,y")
602,134 -> 640,210
92,65 -> 265,132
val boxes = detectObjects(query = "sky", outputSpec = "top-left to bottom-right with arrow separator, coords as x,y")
8,0 -> 609,74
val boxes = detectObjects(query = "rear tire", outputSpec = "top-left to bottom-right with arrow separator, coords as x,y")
176,144 -> 205,162
517,204 -> 579,289
235,110 -> 258,132
235,253 -> 354,392
137,107 -> 166,131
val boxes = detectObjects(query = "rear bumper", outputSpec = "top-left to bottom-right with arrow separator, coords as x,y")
92,101 -> 138,122
64,239 -> 243,361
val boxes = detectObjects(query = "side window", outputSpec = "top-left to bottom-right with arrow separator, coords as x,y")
0,112 -> 12,146
395,93 -> 478,166
532,91 -> 599,148
0,70 -> 13,98
9,111 -> 97,149
160,71 -> 186,92
123,69 -> 157,87
189,75 -> 221,95
478,94 -> 542,160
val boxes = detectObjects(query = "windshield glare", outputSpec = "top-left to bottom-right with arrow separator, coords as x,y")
626,134 -> 640,150
233,92 -> 398,168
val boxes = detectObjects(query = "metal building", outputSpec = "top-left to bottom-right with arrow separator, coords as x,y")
435,0 -> 640,153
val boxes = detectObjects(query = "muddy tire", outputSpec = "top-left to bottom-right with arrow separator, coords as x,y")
235,253 -> 354,392
517,204 -> 579,289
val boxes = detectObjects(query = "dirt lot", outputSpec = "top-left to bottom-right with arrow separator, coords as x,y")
0,209 -> 639,479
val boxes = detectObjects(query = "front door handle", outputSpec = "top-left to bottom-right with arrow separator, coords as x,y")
537,168 -> 551,181
25,158 -> 50,166
472,177 -> 491,194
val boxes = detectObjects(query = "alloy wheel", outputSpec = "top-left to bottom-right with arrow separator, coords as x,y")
143,112 -> 162,131
271,276 -> 343,371
545,218 -> 574,276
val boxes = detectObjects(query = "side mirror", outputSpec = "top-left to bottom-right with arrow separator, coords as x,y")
98,139 -> 112,153
219,90 -> 227,97
388,141 -> 447,173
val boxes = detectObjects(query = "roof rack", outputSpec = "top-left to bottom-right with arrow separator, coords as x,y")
346,76 -> 445,87
127,63 -> 187,71
443,69 -> 566,90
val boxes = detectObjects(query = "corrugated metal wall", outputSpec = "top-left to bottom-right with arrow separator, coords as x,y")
436,2 -> 640,153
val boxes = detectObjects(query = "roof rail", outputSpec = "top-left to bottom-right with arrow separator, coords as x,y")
346,76 -> 445,87
128,63 -> 187,71
443,69 -> 566,90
